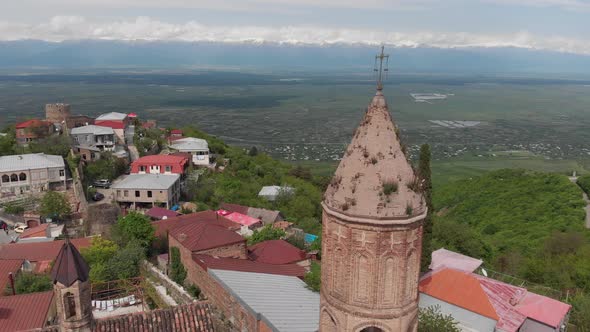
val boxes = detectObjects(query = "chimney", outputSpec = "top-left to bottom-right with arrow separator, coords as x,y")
178,233 -> 187,242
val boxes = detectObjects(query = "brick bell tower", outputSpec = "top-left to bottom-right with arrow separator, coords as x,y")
319,47 -> 426,332
51,238 -> 92,332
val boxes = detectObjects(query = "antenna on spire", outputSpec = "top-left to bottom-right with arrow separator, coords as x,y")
374,45 -> 389,91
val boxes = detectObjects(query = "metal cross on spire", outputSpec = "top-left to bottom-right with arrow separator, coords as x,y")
374,45 -> 389,91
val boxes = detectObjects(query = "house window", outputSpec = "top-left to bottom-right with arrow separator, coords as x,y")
140,166 -> 146,172
165,166 -> 171,172
147,191 -> 152,198
116,190 -> 121,197
91,153 -> 95,159
124,190 -> 129,197
135,191 -> 140,197
59,170 -> 65,177
19,173 -> 26,181
82,154 -> 87,160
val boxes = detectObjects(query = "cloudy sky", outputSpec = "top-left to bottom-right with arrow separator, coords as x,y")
2,0 -> 589,54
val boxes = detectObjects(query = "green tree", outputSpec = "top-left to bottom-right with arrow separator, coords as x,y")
84,152 -> 126,182
247,225 -> 286,245
304,262 -> 321,292
418,305 -> 460,332
418,144 -> 433,271
81,237 -> 119,266
106,240 -> 146,280
571,293 -> 590,331
40,191 -> 71,219
112,212 -> 155,249
248,146 -> 258,156
13,272 -> 52,294
169,247 -> 187,285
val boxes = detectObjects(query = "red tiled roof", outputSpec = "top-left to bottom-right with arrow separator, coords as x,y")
0,238 -> 92,262
131,154 -> 189,174
15,119 -> 52,129
146,207 -> 181,220
219,203 -> 249,215
92,302 -> 215,331
193,254 -> 306,278
170,129 -> 183,135
419,268 -> 499,320
152,211 -> 239,238
170,222 -> 244,252
94,120 -> 125,129
0,291 -> 54,332
0,259 -> 23,293
19,224 -> 49,239
248,240 -> 307,265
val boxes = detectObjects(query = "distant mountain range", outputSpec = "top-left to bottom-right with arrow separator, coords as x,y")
1,40 -> 590,75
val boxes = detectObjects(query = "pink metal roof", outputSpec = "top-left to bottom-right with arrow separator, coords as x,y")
515,292 -> 571,328
430,248 -> 483,273
216,210 -> 260,227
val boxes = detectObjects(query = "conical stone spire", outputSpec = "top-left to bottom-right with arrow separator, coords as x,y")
51,239 -> 90,287
323,89 -> 425,220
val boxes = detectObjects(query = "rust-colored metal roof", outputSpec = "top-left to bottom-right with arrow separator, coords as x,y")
419,268 -> 499,320
0,259 -> 23,294
152,210 -> 239,238
194,254 -> 306,278
0,291 -> 54,332
92,301 -> 215,331
51,239 -> 89,286
0,238 -> 92,262
323,89 -> 425,219
248,240 -> 307,265
15,119 -> 52,129
220,202 -> 250,215
19,223 -> 49,239
170,221 -> 245,253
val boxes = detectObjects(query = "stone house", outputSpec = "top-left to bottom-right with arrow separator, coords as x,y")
0,153 -> 67,196
111,173 -> 180,209
15,119 -> 54,146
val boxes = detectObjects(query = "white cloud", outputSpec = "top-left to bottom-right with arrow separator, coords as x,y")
1,16 -> 590,55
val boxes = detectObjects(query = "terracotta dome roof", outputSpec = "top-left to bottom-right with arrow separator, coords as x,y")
323,89 -> 425,220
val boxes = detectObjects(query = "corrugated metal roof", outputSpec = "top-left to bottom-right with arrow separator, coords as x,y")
209,269 -> 319,332
96,112 -> 128,121
248,240 -> 306,265
0,238 -> 92,262
258,186 -> 294,197
170,222 -> 244,252
0,153 -> 64,173
112,174 -> 179,190
94,120 -> 126,129
194,254 -> 306,277
0,259 -> 23,293
170,138 -> 208,151
430,248 -> 483,273
0,291 -> 54,332
70,125 -> 114,136
152,210 -> 239,237
146,207 -> 181,219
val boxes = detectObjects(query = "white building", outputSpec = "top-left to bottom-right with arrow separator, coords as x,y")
258,185 -> 295,201
70,125 -> 116,151
169,137 -> 210,166
0,154 -> 66,195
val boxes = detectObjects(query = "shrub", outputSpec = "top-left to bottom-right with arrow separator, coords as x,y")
418,305 -> 460,332
169,247 -> 187,285
13,272 -> 52,294
304,262 -> 321,292
382,181 -> 398,196
187,284 -> 201,298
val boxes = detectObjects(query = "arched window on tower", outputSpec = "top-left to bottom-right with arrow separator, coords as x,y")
64,292 -> 76,319
405,250 -> 420,302
19,173 -> 26,181
2,175 -> 8,183
10,174 -> 18,182
360,327 -> 384,332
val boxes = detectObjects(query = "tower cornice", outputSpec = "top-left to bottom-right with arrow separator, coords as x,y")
322,202 -> 427,227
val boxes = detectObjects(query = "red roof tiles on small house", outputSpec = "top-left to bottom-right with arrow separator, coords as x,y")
193,254 -> 306,278
170,222 -> 245,252
131,154 -> 189,174
15,119 -> 52,129
19,223 -> 49,239
248,240 -> 307,265
419,268 -> 499,320
94,120 -> 126,130
0,238 -> 92,262
0,291 -> 54,332
152,210 -> 239,238
0,259 -> 23,294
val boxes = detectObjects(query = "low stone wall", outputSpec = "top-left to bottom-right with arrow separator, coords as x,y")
142,261 -> 193,304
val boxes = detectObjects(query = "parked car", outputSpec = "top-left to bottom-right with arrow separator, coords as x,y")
93,179 -> 112,188
14,224 -> 28,233
92,192 -> 105,202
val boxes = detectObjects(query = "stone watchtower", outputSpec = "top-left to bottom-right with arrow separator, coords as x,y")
51,239 -> 92,332
319,49 -> 426,332
45,103 -> 71,124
